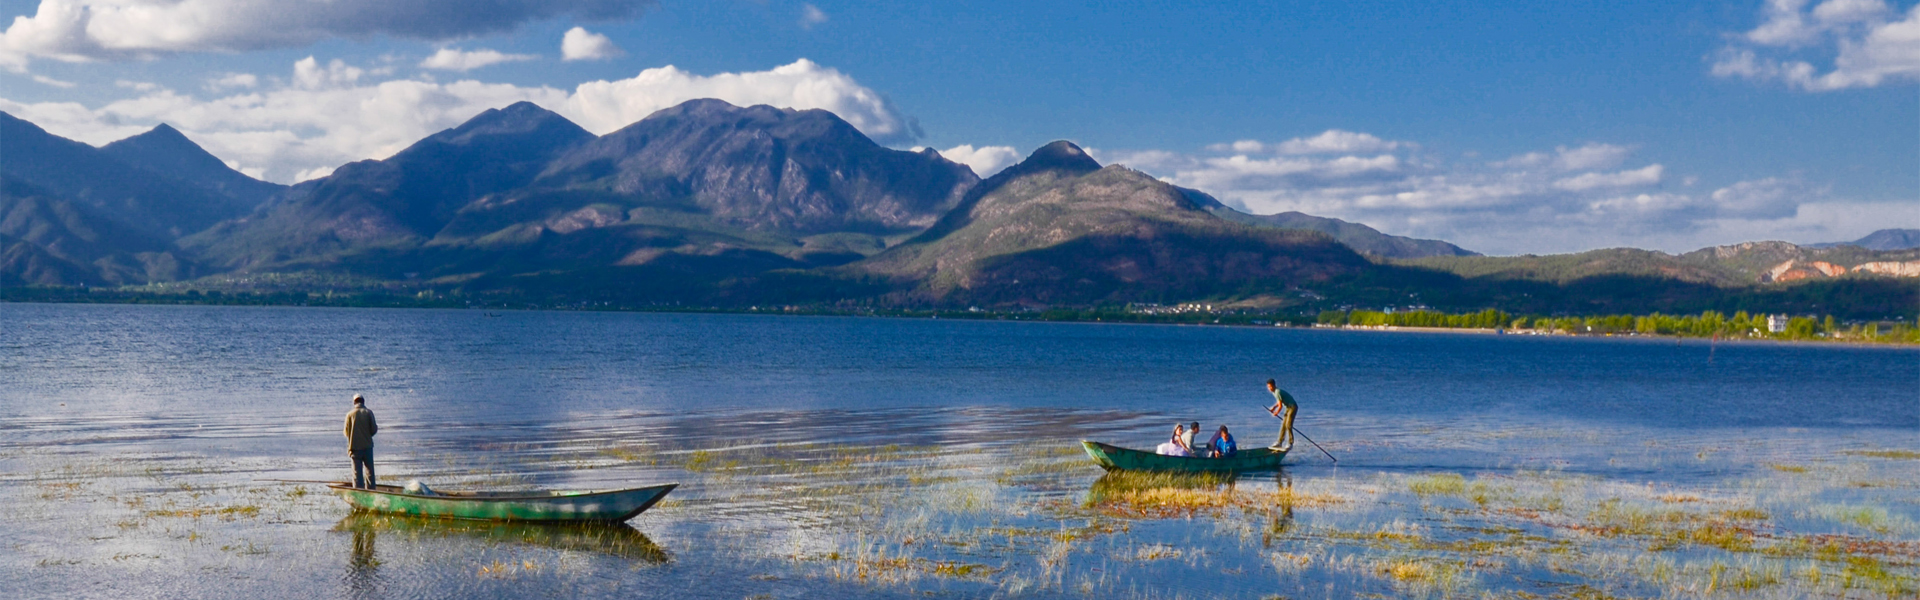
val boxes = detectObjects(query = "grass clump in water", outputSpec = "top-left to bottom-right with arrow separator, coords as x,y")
1844,449 -> 1920,460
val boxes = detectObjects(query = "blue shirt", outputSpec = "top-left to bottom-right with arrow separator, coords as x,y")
1211,433 -> 1236,457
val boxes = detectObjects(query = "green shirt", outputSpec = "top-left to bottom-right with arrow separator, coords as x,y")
1272,388 -> 1296,410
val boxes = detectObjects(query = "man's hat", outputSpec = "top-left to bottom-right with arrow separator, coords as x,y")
353,394 -> 364,403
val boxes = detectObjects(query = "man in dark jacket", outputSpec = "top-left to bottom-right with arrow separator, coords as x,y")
344,394 -> 378,489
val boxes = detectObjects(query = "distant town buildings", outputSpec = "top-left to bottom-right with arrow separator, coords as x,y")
1767,314 -> 1789,333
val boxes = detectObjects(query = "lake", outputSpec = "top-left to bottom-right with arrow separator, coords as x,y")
3,303 -> 1916,598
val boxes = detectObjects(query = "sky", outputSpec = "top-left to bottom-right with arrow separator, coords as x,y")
0,0 -> 1914,255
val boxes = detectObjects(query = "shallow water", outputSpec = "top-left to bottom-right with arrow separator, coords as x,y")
2,303 -> 1916,599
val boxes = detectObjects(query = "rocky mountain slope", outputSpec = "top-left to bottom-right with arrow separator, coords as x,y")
856,142 -> 1371,305
1,113 -> 281,285
1177,188 -> 1476,258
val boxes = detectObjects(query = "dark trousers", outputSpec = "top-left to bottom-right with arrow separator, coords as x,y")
350,448 -> 375,489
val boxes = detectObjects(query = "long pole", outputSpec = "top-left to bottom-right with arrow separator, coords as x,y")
255,479 -> 345,485
1292,427 -> 1338,463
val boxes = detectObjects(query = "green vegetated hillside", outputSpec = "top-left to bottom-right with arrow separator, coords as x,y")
3,101 -> 1917,320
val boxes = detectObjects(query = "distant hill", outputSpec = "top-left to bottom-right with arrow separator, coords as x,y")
539,98 -> 977,236
100,124 -> 283,209
182,101 -> 598,270
856,141 -> 1372,305
1176,188 -> 1477,258
2,104 -> 1912,319
1807,229 -> 1920,251
181,99 -> 980,284
1,113 -> 281,284
1402,240 -> 1920,286
0,112 -> 267,240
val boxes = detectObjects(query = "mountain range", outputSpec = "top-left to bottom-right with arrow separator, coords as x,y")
3,101 -> 1915,317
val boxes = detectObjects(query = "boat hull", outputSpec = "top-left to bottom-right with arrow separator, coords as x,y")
1081,441 -> 1286,473
329,483 -> 676,523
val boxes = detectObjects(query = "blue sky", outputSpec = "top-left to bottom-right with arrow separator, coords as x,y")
1,0 -> 1914,254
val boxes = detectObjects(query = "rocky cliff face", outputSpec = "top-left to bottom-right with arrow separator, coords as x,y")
856,141 -> 1371,305
1178,188 -> 1476,259
539,99 -> 977,235
100,124 -> 284,210
183,101 -> 598,269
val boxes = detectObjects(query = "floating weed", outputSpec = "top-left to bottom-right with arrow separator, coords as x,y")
1769,464 -> 1811,474
144,504 -> 261,521
1130,544 -> 1182,561
1844,450 -> 1920,460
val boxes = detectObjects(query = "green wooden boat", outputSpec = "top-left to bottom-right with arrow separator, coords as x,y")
328,482 -> 676,523
1082,440 -> 1287,473
334,511 -> 669,562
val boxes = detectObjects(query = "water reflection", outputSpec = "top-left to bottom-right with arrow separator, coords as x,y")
333,511 -> 670,563
346,527 -> 379,599
1084,470 -> 1237,504
1266,468 -> 1295,545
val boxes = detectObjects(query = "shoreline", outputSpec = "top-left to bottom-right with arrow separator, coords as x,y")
6,297 -> 1914,348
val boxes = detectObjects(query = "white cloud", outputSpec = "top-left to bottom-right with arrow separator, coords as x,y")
1712,0 -> 1920,91
1091,132 -> 1902,254
0,57 -> 914,184
31,73 -> 74,87
561,27 -> 624,61
566,58 -> 915,143
0,0 -> 654,71
419,48 -> 537,71
933,144 -> 1019,177
1205,130 -> 1405,155
1552,164 -> 1664,191
800,4 -> 829,29
205,72 -> 258,91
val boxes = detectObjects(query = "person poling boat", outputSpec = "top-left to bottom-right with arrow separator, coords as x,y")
1264,378 -> 1297,451
344,394 -> 378,489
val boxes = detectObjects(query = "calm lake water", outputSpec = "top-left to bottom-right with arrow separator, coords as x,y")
3,303 -> 1916,599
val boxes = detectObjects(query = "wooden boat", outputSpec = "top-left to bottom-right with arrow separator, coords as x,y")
1081,440 -> 1287,473
328,482 -> 676,523
334,511 -> 669,562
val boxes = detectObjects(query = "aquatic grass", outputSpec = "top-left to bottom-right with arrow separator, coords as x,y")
1844,450 -> 1920,460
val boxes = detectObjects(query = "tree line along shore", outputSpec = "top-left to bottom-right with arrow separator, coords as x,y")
1319,308 -> 1919,345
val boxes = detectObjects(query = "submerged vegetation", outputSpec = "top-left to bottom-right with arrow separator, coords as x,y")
6,415 -> 1917,598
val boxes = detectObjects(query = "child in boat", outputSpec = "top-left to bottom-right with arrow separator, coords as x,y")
1156,424 -> 1191,456
1210,426 -> 1237,458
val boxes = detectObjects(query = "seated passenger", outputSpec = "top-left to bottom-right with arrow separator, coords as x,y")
1210,426 -> 1237,458
1185,421 -> 1209,457
1156,424 -> 1191,456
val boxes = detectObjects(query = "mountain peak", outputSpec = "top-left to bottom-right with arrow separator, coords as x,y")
1006,140 -> 1100,177
99,122 -> 282,209
433,101 -> 588,147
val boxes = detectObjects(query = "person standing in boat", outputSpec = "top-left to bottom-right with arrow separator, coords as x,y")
1265,379 -> 1297,451
344,394 -> 378,489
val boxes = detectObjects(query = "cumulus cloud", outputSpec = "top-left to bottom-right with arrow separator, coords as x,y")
1206,130 -> 1406,155
561,27 -> 623,61
1552,164 -> 1665,192
1096,134 -> 1897,254
1711,0 -> 1920,91
419,48 -> 537,71
932,144 -> 1019,177
31,73 -> 73,87
566,58 -> 915,142
0,0 -> 653,71
0,57 -> 914,183
204,72 -> 257,91
800,4 -> 829,29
